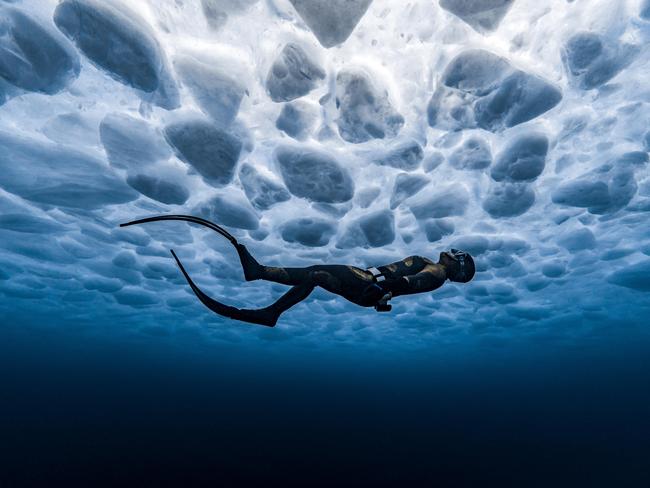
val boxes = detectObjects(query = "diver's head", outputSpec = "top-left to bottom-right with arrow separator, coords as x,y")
439,249 -> 475,283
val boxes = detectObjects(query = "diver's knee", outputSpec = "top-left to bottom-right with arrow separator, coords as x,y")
306,269 -> 327,287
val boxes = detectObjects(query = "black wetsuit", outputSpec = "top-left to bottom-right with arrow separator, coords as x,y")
216,246 -> 448,326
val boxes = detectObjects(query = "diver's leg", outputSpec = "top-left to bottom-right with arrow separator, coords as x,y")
217,283 -> 315,327
258,264 -> 375,306
171,250 -> 314,326
235,243 -> 316,285
264,283 -> 315,322
230,283 -> 315,326
234,243 -> 265,281
235,245 -> 376,304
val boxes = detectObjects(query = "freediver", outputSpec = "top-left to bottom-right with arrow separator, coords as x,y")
120,215 -> 476,327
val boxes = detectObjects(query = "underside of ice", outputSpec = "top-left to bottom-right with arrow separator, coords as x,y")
288,0 -> 373,48
195,193 -> 259,230
1,0 -> 649,342
0,8 -> 79,94
428,49 -> 562,132
0,130 -> 137,209
274,145 -> 354,203
642,0 -> 650,20
552,153 -> 647,214
175,55 -> 247,127
281,217 -> 336,247
491,132 -> 548,182
483,182 -> 535,218
126,174 -> 189,205
335,67 -> 404,143
164,119 -> 242,187
266,43 -> 326,103
100,113 -> 171,170
376,139 -> 424,170
390,173 -> 429,209
239,163 -> 291,210
563,32 -> 640,90
201,0 -> 259,31
410,186 -> 470,220
337,209 -> 395,248
449,137 -> 492,171
439,0 -> 515,34
54,0 -> 178,108
276,101 -> 319,140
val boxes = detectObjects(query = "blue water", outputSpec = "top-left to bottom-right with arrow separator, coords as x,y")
2,317 -> 649,486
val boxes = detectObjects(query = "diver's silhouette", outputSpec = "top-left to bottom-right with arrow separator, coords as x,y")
120,215 -> 475,327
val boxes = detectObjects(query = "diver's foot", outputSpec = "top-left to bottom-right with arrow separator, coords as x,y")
235,307 -> 278,327
235,243 -> 263,281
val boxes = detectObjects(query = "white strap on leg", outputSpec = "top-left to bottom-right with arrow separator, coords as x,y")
367,266 -> 386,282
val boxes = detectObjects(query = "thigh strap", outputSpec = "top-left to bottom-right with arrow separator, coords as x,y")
367,266 -> 386,283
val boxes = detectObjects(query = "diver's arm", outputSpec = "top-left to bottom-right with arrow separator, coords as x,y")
382,264 -> 446,296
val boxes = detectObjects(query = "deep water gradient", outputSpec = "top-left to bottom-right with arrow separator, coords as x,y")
1,321 -> 649,486
1,0 -> 650,485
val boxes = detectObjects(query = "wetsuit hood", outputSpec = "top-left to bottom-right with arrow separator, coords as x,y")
447,249 -> 475,283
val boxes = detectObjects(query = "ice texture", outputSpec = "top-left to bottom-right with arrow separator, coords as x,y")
288,0 -> 373,48
558,227 -> 596,252
439,0 -> 515,34
335,67 -> 404,143
281,217 -> 336,247
376,139 -> 424,171
100,113 -> 171,170
355,187 -> 381,208
552,152 -> 646,214
274,145 -> 354,203
607,261 -> 650,291
409,186 -> 470,220
357,210 -> 395,247
175,55 -> 246,127
552,180 -> 611,208
195,193 -> 259,230
428,49 -> 562,132
563,32 -> 640,90
276,100 -> 319,140
491,132 -> 548,182
0,8 -> 79,94
642,0 -> 650,20
126,174 -> 189,205
42,112 -> 101,147
483,182 -> 535,218
390,173 -> 429,209
164,119 -> 242,187
201,0 -> 259,30
0,213 -> 66,234
239,163 -> 291,210
449,137 -> 492,171
338,209 -> 395,248
266,43 -> 326,103
424,219 -> 455,242
0,130 -> 137,209
54,0 -> 179,108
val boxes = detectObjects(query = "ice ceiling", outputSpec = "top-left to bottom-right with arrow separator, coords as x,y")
0,0 -> 649,348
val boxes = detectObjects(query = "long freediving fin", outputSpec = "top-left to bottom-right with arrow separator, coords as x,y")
119,214 -> 238,244
170,249 -> 277,327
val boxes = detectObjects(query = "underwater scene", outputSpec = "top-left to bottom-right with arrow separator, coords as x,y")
1,0 -> 649,485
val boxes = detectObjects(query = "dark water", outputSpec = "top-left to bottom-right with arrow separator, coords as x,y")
1,321 -> 649,487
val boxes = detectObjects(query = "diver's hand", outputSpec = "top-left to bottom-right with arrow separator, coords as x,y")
381,276 -> 410,295
360,283 -> 388,306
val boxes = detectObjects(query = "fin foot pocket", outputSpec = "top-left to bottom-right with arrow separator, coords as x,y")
235,243 -> 263,281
